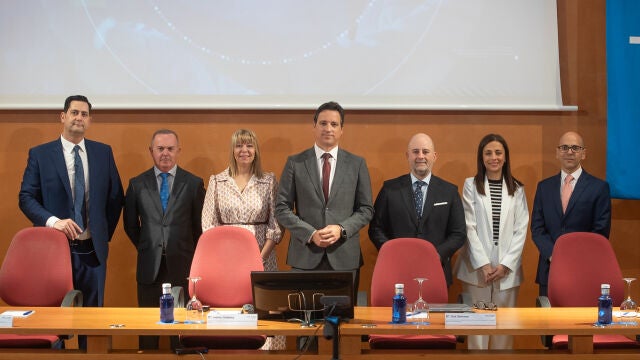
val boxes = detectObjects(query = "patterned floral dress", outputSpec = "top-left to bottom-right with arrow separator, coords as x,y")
201,168 -> 282,271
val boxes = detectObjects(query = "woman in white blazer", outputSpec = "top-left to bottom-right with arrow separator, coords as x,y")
453,134 -> 529,350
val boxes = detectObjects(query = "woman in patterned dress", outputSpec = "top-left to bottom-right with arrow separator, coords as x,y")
201,129 -> 285,350
202,128 -> 282,271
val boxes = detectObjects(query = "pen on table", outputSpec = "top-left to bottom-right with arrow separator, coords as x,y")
22,311 -> 33,316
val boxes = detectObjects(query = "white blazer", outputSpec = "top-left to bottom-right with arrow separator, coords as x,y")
454,177 -> 529,290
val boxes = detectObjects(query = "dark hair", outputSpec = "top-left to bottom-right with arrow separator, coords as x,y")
474,134 -> 523,196
313,101 -> 344,127
150,129 -> 179,147
63,95 -> 92,112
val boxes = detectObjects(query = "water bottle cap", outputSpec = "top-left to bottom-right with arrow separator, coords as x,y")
162,283 -> 172,289
395,283 -> 404,289
601,284 -> 610,289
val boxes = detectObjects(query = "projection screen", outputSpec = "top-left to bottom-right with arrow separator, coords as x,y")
0,0 -> 571,110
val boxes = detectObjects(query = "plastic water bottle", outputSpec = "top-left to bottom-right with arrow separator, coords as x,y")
392,283 -> 407,324
160,283 -> 174,323
597,283 -> 612,325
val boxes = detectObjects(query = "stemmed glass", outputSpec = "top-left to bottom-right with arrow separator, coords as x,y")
412,277 -> 430,321
185,276 -> 204,324
620,278 -> 637,318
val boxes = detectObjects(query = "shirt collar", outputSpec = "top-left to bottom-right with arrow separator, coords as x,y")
410,172 -> 432,186
561,166 -> 582,182
154,165 -> 177,177
314,144 -> 339,160
60,135 -> 86,154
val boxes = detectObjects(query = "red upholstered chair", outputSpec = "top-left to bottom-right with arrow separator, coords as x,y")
536,232 -> 640,349
0,227 -> 82,348
369,238 -> 457,349
180,226 -> 266,349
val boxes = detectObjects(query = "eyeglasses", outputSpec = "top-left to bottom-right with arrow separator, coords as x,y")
557,145 -> 585,153
473,301 -> 498,311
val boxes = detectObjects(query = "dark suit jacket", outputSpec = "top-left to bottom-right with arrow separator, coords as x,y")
19,138 -> 124,264
531,170 -> 611,286
369,174 -> 466,285
123,167 -> 205,285
275,147 -> 374,270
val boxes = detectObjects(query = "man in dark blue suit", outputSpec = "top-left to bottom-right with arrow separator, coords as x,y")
531,131 -> 611,296
19,95 -> 124,311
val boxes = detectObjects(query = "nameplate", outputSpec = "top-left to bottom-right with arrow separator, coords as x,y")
445,313 -> 496,326
207,311 -> 257,326
0,315 -> 13,328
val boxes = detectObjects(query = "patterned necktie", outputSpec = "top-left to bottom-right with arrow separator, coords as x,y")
73,145 -> 86,229
561,174 -> 574,213
322,153 -> 332,203
160,173 -> 170,213
414,180 -> 426,219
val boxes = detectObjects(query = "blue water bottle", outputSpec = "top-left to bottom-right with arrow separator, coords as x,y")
597,283 -> 612,325
160,283 -> 174,323
392,283 -> 407,324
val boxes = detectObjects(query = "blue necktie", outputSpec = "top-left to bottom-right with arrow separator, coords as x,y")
73,145 -> 86,229
414,180 -> 426,219
160,173 -> 170,212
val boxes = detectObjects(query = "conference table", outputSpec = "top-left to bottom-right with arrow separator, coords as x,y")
0,306 -> 637,359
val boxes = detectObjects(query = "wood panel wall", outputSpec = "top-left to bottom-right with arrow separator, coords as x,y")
0,0 -> 637,350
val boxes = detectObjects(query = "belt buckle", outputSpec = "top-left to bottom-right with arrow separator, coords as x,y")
69,239 -> 79,247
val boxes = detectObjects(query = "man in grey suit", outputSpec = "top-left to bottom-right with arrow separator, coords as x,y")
124,129 -> 205,349
276,101 -> 374,295
369,133 -> 466,286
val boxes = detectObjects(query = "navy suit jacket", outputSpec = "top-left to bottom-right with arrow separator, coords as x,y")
368,174 -> 467,286
530,170 -> 611,286
19,138 -> 124,264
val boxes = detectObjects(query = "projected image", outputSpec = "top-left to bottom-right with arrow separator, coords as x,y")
0,0 -> 562,109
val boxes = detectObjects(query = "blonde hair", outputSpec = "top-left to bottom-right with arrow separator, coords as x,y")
228,129 -> 263,178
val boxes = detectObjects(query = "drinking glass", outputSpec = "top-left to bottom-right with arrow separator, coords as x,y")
620,277 -> 637,318
185,276 -> 204,324
412,277 -> 429,320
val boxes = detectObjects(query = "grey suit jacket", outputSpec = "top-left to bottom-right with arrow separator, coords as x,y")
276,147 -> 373,270
123,167 -> 205,285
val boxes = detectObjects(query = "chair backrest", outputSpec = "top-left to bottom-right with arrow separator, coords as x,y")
371,238 -> 448,306
189,226 -> 264,307
0,227 -> 74,306
548,232 -> 624,307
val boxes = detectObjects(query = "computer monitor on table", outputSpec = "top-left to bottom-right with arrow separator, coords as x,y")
250,270 -> 354,322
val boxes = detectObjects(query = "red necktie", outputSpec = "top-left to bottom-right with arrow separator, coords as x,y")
322,153 -> 332,203
561,174 -> 574,213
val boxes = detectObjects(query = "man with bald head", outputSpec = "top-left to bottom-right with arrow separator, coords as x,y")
369,133 -> 466,286
531,131 -> 611,296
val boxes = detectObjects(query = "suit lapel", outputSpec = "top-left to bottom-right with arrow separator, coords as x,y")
303,148 -> 325,203
401,175 -> 420,227
328,149 -> 347,203
498,179 -> 512,239
565,172 -> 588,216
481,178 -> 494,235
143,170 -> 164,216
52,140 -> 73,202
550,174 -> 564,217
419,176 -> 436,228
167,168 -> 186,214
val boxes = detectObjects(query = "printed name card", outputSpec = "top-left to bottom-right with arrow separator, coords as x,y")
207,311 -> 258,326
445,313 -> 496,326
0,315 -> 13,328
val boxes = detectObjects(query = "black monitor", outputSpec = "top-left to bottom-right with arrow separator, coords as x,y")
250,270 -> 354,322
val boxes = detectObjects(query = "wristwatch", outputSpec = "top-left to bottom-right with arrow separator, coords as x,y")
339,225 -> 347,240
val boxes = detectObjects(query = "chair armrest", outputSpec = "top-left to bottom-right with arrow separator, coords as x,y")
172,286 -> 185,308
61,290 -> 83,307
536,296 -> 551,308
535,296 -> 552,348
